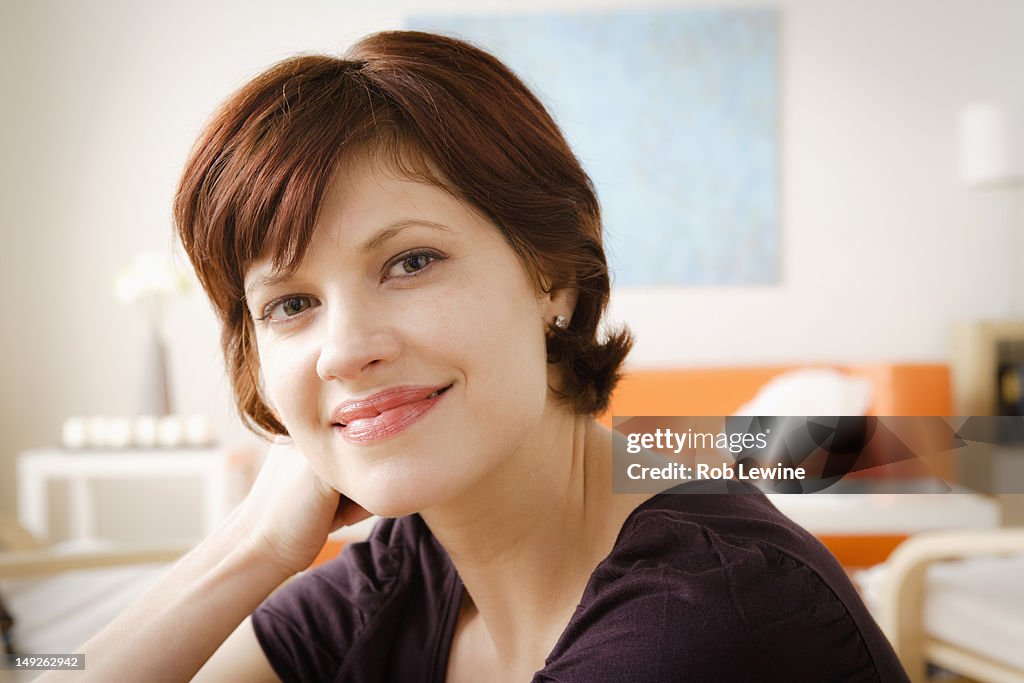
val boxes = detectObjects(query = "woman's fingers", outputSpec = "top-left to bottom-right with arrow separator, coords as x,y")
334,495 -> 373,528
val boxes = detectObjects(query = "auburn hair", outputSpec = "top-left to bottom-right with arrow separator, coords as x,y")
174,30 -> 632,437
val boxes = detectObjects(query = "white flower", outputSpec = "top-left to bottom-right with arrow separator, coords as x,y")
115,251 -> 192,303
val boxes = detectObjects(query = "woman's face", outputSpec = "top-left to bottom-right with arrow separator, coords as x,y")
243,157 -> 564,516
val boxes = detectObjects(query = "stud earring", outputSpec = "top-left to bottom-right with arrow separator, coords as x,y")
554,315 -> 568,329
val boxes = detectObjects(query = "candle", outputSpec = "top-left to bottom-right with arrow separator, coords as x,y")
61,417 -> 88,449
134,415 -> 159,448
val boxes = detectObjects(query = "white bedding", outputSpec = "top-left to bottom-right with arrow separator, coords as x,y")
858,554 -> 1024,672
1,563 -> 168,680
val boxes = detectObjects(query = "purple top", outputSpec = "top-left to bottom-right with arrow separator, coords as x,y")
252,480 -> 908,682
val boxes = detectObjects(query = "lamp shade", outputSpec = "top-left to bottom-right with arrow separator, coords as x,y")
959,102 -> 1023,188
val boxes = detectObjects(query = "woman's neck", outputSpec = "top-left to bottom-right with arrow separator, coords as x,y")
420,412 -> 643,670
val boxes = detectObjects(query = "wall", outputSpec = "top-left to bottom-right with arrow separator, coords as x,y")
1,0 -> 1022,518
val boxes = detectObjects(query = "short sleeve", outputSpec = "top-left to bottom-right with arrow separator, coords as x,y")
251,517 -> 406,683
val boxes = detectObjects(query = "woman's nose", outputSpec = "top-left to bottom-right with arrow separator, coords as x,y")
315,303 -> 401,382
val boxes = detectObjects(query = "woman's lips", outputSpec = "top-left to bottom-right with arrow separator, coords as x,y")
332,384 -> 452,445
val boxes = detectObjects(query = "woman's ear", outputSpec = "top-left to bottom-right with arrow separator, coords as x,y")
544,285 -> 579,326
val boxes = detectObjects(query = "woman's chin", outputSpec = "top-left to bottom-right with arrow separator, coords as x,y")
363,480 -> 481,519
323,455 -> 492,520
346,484 -> 453,520
360,498 -> 422,519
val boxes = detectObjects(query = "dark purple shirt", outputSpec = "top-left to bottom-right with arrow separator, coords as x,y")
252,480 -> 909,682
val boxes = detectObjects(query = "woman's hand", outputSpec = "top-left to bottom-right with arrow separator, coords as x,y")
45,440 -> 371,682
238,440 -> 372,575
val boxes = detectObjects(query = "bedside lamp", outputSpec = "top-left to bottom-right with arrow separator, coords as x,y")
959,102 -> 1022,189
959,102 -> 1023,315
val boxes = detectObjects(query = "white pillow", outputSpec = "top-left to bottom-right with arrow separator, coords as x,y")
733,368 -> 873,416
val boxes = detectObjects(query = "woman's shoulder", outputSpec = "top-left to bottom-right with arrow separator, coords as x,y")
536,482 -> 908,682
577,480 -> 849,625
599,479 -> 837,578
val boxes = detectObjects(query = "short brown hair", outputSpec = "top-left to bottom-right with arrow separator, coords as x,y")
174,30 -> 632,437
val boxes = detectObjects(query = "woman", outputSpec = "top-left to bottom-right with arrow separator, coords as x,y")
58,31 -> 907,682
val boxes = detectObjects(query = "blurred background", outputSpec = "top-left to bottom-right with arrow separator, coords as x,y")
0,1 -> 1023,681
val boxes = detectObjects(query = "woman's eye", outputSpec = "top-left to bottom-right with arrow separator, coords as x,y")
385,250 -> 443,279
402,254 -> 431,273
261,295 -> 316,322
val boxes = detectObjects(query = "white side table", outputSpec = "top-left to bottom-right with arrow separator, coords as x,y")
16,448 -> 250,544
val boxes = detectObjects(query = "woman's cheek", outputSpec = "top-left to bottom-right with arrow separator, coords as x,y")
259,341 -> 319,431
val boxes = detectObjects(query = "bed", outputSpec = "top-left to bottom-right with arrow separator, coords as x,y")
861,529 -> 1024,683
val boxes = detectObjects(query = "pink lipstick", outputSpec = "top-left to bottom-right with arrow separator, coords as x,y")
332,384 -> 451,445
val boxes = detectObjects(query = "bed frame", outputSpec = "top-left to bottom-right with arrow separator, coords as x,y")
875,529 -> 1024,683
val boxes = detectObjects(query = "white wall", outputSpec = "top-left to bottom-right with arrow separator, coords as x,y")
1,0 -> 1022,517
611,0 -> 1024,367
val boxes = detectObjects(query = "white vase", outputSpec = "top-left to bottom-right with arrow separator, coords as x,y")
140,325 -> 172,416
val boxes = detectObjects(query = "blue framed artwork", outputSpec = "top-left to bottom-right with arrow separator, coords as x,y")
407,9 -> 780,287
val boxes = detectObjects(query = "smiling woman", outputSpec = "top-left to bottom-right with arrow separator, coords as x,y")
45,31 -> 909,683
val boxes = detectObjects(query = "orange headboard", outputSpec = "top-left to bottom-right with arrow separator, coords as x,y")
599,363 -> 951,424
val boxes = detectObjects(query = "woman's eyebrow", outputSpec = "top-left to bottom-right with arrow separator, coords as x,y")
243,270 -> 292,302
244,219 -> 452,300
359,218 -> 451,253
